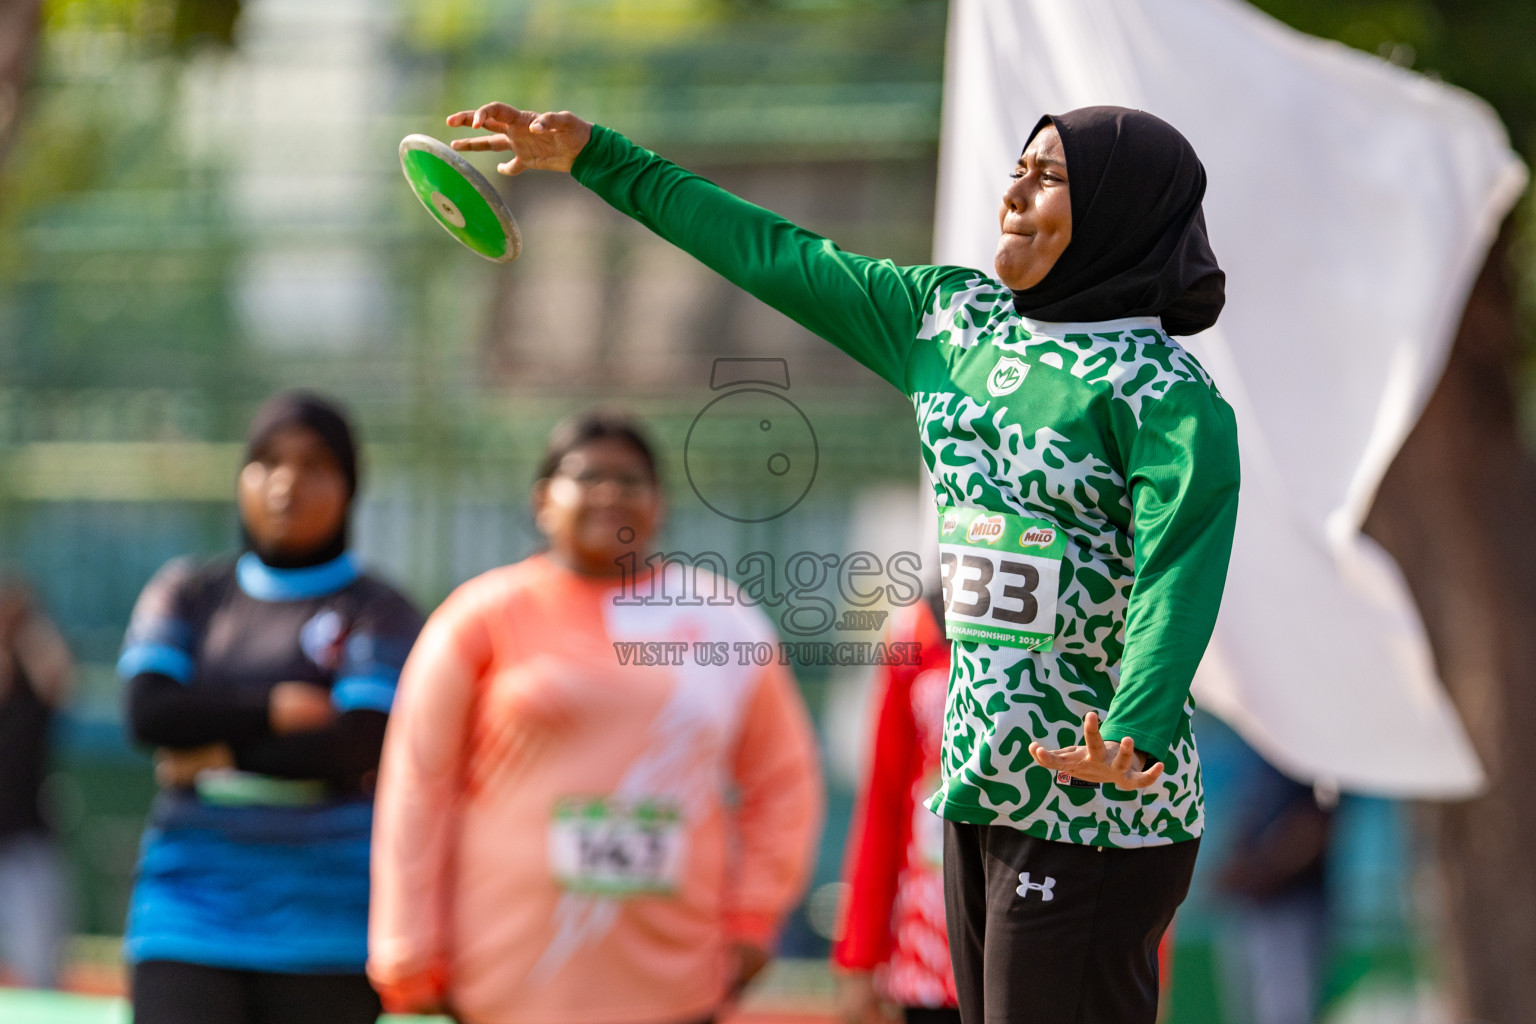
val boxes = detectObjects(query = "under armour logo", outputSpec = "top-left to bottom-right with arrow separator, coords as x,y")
1016,872 -> 1056,901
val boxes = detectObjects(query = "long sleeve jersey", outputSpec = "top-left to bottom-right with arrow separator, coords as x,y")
833,599 -> 956,1008
368,555 -> 823,1024
116,551 -> 423,972
572,127 -> 1240,848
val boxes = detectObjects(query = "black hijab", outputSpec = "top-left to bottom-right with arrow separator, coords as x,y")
241,390 -> 359,568
1010,106 -> 1225,336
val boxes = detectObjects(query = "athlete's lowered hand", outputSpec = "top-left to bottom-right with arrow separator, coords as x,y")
155,743 -> 234,788
446,103 -> 593,176
835,970 -> 900,1024
730,941 -> 771,994
269,681 -> 337,734
1028,711 -> 1164,791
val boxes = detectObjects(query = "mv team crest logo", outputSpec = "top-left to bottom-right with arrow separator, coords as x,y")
987,357 -> 1028,398
300,609 -> 347,671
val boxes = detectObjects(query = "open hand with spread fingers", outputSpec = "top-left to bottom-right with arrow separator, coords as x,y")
1028,711 -> 1165,790
445,103 -> 593,176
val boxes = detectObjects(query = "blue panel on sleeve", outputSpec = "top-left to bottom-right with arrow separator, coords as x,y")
126,617 -> 197,652
118,643 -> 195,685
330,675 -> 397,713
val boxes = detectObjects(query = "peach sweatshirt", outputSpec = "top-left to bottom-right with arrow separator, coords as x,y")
368,555 -> 823,1024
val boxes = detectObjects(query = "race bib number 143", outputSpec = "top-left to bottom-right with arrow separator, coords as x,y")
549,797 -> 685,897
938,505 -> 1068,651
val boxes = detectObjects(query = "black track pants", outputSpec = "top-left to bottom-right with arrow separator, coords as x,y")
943,821 -> 1199,1024
905,1008 -> 964,1024
131,959 -> 382,1024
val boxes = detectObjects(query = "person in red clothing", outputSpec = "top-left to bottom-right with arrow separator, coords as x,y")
833,592 -> 959,1024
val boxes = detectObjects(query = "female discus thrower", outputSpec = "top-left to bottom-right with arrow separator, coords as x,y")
367,413 -> 823,1024
443,101 -> 1240,1023
118,391 -> 423,1024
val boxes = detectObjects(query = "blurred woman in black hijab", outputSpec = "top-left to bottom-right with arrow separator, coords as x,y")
118,391 -> 423,1024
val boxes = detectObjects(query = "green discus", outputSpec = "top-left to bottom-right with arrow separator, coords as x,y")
399,134 -> 522,263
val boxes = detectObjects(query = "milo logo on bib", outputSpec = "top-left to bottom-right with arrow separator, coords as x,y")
966,515 -> 1006,544
938,505 -> 1069,651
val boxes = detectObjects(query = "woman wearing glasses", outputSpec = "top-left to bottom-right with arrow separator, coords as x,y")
369,411 -> 823,1024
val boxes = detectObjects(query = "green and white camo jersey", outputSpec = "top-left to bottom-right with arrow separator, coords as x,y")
574,126 -> 1240,848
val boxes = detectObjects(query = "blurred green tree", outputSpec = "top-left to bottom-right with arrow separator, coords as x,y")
1251,0 -> 1536,154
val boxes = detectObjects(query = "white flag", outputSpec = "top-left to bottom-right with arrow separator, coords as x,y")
936,0 -> 1527,796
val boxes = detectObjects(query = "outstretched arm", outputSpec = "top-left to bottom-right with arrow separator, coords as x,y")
445,102 -> 975,390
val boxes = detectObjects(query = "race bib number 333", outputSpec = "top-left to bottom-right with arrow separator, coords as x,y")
938,505 -> 1068,650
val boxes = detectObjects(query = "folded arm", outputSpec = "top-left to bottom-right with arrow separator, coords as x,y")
123,672 -> 269,749
232,710 -> 388,790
